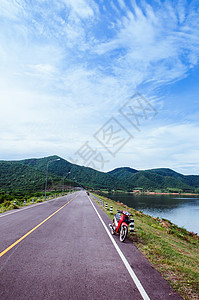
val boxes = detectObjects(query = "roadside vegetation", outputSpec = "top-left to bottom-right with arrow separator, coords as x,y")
92,193 -> 199,300
0,189 -> 75,213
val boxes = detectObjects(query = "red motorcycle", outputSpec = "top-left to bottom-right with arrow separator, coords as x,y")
109,211 -> 134,242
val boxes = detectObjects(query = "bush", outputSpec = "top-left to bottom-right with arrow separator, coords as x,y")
36,199 -> 43,203
2,200 -> 11,208
8,204 -> 19,210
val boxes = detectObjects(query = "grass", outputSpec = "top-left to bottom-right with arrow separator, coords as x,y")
91,193 -> 199,300
0,190 -> 75,213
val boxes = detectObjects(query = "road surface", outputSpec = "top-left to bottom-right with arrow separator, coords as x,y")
0,190 -> 183,299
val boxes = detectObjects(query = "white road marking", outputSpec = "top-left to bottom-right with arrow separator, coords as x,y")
88,195 -> 150,300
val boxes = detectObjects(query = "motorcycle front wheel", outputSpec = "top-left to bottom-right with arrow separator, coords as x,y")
120,225 -> 128,242
111,228 -> 115,235
111,224 -> 116,235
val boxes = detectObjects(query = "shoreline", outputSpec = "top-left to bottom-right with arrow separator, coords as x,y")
100,190 -> 199,196
99,190 -> 199,235
140,191 -> 199,196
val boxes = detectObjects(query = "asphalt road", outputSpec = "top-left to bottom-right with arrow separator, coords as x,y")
0,190 -> 183,300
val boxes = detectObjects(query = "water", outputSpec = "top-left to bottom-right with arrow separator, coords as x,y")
102,193 -> 199,234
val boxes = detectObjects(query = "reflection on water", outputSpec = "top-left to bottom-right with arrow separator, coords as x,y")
103,193 -> 199,234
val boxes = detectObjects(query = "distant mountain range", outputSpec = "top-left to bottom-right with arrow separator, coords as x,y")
0,155 -> 199,195
108,167 -> 199,191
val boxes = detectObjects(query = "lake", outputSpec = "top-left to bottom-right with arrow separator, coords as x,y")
102,192 -> 199,234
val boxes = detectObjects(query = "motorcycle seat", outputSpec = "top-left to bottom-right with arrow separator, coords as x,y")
115,213 -> 121,223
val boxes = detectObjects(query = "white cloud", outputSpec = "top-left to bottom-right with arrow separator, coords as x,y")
94,0 -> 199,89
63,0 -> 96,19
112,122 -> 199,174
0,0 -> 199,175
117,0 -> 126,10
110,1 -> 120,14
177,0 -> 186,23
27,64 -> 56,77
0,0 -> 22,20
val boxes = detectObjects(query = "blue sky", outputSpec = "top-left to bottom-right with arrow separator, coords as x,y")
0,0 -> 199,174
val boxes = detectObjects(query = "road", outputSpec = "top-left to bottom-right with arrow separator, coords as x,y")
0,190 -> 183,300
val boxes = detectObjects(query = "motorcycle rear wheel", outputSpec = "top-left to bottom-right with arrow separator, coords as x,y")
120,225 -> 128,242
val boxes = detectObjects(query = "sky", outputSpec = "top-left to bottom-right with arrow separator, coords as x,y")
0,0 -> 199,174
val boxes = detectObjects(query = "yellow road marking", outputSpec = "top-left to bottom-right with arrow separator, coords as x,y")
0,193 -> 80,258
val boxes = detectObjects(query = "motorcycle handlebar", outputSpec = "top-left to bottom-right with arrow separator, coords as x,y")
117,210 -> 133,216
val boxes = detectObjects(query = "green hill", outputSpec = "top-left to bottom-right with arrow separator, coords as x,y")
108,167 -> 199,191
1,156 -> 199,195
20,155 -> 71,174
108,167 -> 138,182
0,160 -> 61,195
21,156 -> 128,190
147,168 -> 199,190
131,171 -> 191,191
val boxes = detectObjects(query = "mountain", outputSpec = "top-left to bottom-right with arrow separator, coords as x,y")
0,156 -> 199,194
16,156 -> 129,190
108,167 -> 138,177
108,167 -> 138,185
147,168 -> 184,178
20,155 -> 71,174
147,168 -> 199,189
0,160 -> 61,195
108,167 -> 199,191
